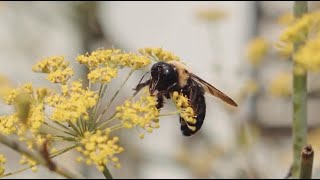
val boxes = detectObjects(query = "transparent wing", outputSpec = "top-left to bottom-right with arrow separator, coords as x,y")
189,73 -> 238,107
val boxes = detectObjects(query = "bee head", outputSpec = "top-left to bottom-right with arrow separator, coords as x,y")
150,62 -> 178,93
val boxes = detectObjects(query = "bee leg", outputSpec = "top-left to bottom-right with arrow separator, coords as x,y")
180,82 -> 206,136
162,82 -> 179,99
156,93 -> 164,109
133,79 -> 151,96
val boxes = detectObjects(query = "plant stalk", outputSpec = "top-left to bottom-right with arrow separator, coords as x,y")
292,1 -> 308,178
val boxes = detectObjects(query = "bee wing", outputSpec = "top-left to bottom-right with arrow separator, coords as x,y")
189,73 -> 238,107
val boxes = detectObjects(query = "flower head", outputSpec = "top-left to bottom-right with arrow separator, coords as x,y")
115,91 -> 160,134
138,47 -> 180,62
76,130 -> 124,171
88,67 -> 118,84
294,37 -> 320,72
76,49 -> 122,68
45,80 -> 98,123
279,11 -> 320,45
32,56 -> 74,84
171,91 -> 196,131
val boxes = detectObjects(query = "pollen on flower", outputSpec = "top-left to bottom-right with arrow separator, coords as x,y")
138,47 -> 180,62
46,67 -> 74,85
32,56 -> 74,84
114,53 -> 151,70
115,91 -> 160,135
76,130 -> 124,171
269,72 -> 292,97
246,37 -> 269,66
0,115 -> 18,135
45,80 -> 98,123
171,91 -> 197,127
76,49 -> 122,68
88,67 -> 118,84
32,56 -> 68,73
0,154 -> 6,176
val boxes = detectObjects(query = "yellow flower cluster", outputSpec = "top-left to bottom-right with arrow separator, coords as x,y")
77,49 -> 150,84
280,11 -> 320,44
76,49 -> 122,68
88,67 -> 118,84
138,47 -> 180,62
171,91 -> 196,131
32,56 -> 74,84
0,83 -> 46,135
195,8 -> 228,21
76,130 -> 124,172
246,37 -> 269,66
269,72 -> 292,97
26,104 -> 45,134
2,83 -> 33,105
19,155 -> 38,172
115,92 -> 160,135
0,154 -> 6,176
0,115 -> 18,135
294,37 -> 320,72
45,81 -> 98,123
113,52 -> 151,70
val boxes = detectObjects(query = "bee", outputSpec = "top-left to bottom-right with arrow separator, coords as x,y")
133,60 -> 238,136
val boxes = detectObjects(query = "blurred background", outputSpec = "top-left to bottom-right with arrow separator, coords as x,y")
1,1 -> 320,179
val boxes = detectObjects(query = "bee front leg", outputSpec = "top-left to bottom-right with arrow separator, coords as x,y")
133,79 -> 151,96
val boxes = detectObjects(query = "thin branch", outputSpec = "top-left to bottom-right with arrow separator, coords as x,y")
0,133 -> 82,179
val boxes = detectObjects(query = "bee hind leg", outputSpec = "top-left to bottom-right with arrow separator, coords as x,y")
156,93 -> 165,109
180,82 -> 206,136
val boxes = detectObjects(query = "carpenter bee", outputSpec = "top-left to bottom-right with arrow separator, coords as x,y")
133,60 -> 238,136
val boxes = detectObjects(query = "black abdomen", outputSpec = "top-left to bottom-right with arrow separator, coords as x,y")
179,79 -> 206,136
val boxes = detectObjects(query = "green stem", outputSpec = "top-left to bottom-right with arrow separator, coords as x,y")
95,70 -> 134,125
97,113 -> 117,130
52,121 -> 78,136
0,133 -> 82,179
102,166 -> 113,179
89,84 -> 105,131
43,122 -> 76,137
292,1 -> 308,178
300,144 -> 314,179
68,120 -> 82,137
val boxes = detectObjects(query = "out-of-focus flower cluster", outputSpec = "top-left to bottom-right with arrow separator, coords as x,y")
246,37 -> 269,66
